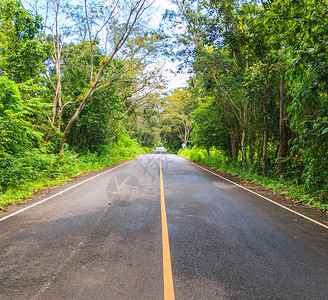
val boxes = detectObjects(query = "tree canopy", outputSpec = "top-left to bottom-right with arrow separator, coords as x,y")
161,0 -> 328,209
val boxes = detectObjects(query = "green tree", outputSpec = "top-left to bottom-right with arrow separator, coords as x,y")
0,0 -> 50,83
162,88 -> 198,147
0,76 -> 42,190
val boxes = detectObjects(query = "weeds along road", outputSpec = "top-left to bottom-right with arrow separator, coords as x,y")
1,150 -> 328,299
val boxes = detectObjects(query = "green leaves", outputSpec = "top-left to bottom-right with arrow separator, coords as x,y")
0,77 -> 40,153
0,0 -> 50,83
168,0 -> 328,207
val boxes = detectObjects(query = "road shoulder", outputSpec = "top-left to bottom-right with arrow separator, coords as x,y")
0,155 -> 143,218
179,155 -> 328,228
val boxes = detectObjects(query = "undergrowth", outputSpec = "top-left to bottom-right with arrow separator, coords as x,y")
0,136 -> 150,209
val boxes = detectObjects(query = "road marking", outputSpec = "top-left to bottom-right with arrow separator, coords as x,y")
0,156 -> 143,223
160,155 -> 175,300
187,160 -> 328,230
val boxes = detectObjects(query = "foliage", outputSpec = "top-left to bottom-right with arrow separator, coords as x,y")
0,76 -> 41,156
179,147 -> 327,211
0,0 -> 50,82
127,104 -> 162,148
160,88 -> 198,150
0,136 -> 147,208
191,96 -> 232,155
1,0 -> 328,211
167,0 -> 328,208
0,0 -> 162,208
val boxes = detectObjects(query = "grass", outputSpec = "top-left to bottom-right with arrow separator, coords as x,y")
178,147 -> 327,211
0,136 -> 151,209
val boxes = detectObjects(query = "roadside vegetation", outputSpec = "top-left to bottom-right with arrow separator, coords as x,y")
0,136 -> 149,209
179,147 -> 327,211
160,0 -> 328,211
0,0 -> 159,209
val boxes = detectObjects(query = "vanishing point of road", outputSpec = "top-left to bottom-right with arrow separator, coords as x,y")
1,150 -> 328,299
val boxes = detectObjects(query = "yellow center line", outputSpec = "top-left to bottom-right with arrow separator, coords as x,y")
160,155 -> 175,300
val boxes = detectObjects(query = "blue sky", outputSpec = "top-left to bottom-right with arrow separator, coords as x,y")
151,0 -> 189,90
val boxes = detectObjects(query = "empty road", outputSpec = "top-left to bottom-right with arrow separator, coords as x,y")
1,151 -> 328,299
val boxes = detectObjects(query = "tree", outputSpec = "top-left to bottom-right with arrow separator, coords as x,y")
162,88 -> 197,147
264,0 -> 328,196
170,0 -> 251,165
0,76 -> 43,190
191,94 -> 233,157
0,0 -> 50,83
127,102 -> 161,148
25,0 -> 154,151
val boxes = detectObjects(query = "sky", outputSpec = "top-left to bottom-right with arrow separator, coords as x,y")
148,0 -> 190,91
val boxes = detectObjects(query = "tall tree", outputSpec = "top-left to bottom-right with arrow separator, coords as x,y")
162,88 -> 197,147
26,0 -> 155,151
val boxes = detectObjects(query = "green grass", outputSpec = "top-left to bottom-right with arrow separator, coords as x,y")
0,136 -> 150,209
178,147 -> 327,211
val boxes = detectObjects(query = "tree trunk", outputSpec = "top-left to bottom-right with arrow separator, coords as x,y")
57,104 -> 62,132
45,60 -> 61,142
231,136 -> 237,162
229,121 -> 237,162
262,103 -> 268,177
262,129 -> 268,177
184,123 -> 191,146
257,140 -> 262,168
45,128 -> 52,144
241,126 -> 246,166
249,133 -> 255,163
60,100 -> 87,153
57,0 -> 148,153
278,72 -> 287,175
242,49 -> 249,166
141,132 -> 148,146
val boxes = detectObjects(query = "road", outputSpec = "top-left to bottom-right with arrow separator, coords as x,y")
1,151 -> 328,299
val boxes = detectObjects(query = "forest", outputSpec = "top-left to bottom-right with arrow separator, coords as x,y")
1,0 -> 328,211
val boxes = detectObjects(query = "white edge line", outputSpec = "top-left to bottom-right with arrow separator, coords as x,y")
185,159 -> 328,230
0,155 -> 143,222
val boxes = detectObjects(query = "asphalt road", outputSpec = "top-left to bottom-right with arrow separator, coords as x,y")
1,151 -> 328,299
